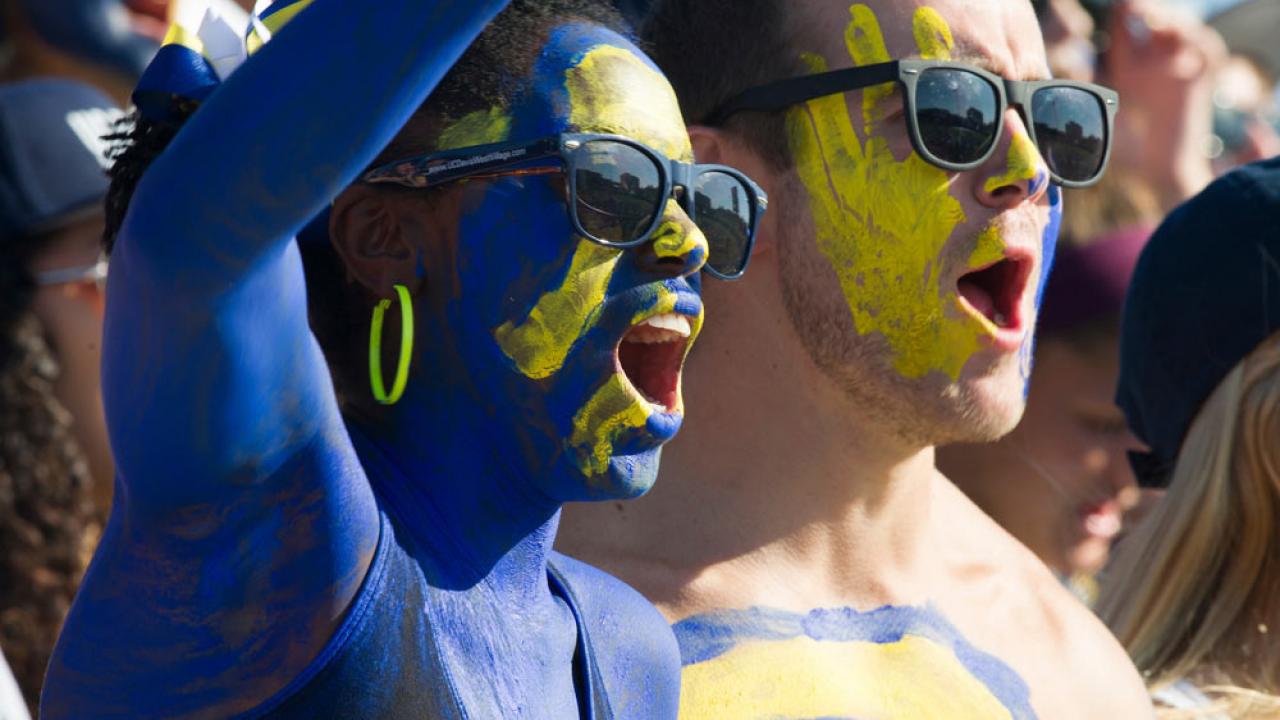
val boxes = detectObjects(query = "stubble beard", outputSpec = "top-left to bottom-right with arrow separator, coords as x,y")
774,176 -> 1026,449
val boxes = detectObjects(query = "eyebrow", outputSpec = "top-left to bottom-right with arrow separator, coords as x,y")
902,49 -> 1051,82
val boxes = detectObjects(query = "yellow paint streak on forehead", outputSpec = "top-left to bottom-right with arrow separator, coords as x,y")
913,6 -> 955,60
494,242 -> 621,380
788,3 -> 1010,381
678,636 -> 1014,718
565,45 -> 691,161
983,132 -> 1039,194
568,374 -> 652,477
437,107 -> 512,151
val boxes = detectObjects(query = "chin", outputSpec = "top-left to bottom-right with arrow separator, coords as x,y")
942,351 -> 1031,442
569,447 -> 662,502
1067,539 -> 1111,577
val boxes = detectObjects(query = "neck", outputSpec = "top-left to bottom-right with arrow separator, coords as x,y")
347,379 -> 562,603
639,263 -> 943,594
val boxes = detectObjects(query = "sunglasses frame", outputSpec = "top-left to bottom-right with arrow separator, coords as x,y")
35,256 -> 109,288
360,132 -> 769,280
707,59 -> 1120,188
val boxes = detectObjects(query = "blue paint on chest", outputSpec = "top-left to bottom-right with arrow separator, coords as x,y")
674,605 -> 1037,719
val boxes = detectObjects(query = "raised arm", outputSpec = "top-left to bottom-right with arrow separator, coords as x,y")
44,1 -> 509,716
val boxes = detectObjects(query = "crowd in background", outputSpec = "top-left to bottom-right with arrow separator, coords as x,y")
1,0 -> 1278,717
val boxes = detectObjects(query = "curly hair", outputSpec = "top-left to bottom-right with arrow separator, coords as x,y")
0,310 -> 98,711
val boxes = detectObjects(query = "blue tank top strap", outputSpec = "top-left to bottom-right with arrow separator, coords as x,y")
547,557 -> 614,720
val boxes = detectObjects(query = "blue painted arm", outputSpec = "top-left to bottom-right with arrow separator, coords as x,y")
43,1 -> 509,716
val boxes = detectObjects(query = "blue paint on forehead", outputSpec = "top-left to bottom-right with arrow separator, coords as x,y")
509,23 -> 655,140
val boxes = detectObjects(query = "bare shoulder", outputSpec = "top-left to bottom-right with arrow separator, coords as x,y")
547,551 -> 682,719
935,479 -> 1154,719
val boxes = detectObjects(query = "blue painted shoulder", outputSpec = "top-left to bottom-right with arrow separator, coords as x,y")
549,551 -> 681,719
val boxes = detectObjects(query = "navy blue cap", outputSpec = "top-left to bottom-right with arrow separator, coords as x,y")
1117,156 -> 1280,483
0,78 -> 122,241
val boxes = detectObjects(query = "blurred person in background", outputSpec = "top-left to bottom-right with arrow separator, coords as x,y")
1209,54 -> 1280,173
1096,157 -> 1280,717
1094,0 -> 1225,212
0,78 -> 119,713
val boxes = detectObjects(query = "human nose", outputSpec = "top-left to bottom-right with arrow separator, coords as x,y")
636,197 -> 709,278
973,110 -> 1050,210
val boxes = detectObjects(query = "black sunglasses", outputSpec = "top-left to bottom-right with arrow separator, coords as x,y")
707,59 -> 1120,188
360,133 -> 769,280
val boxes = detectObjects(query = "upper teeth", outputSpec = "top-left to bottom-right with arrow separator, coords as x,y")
637,313 -> 691,338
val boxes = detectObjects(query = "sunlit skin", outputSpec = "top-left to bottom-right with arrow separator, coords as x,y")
779,0 -> 1060,445
27,218 -> 114,513
43,5 -> 695,716
559,1 -> 1153,718
940,334 -> 1142,579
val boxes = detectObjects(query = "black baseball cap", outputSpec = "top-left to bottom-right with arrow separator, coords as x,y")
1117,156 -> 1280,487
0,78 -> 122,242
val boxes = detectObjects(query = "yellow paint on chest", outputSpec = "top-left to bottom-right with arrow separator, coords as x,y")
494,242 -> 621,380
788,4 -> 1009,381
679,636 -> 1014,719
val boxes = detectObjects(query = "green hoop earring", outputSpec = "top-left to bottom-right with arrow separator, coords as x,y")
369,284 -> 414,405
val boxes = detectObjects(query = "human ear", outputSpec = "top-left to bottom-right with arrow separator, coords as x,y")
688,125 -> 779,257
329,185 -> 443,299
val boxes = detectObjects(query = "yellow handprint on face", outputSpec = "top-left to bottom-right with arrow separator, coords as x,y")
787,4 -> 1038,381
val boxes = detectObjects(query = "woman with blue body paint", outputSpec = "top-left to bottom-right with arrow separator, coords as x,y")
41,0 -> 767,717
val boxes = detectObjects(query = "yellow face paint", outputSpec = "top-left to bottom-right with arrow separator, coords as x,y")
495,242 -> 622,380
788,4 -> 1002,380
437,107 -> 513,151
565,45 -> 692,161
678,635 -> 1014,719
984,132 -> 1041,194
567,374 -> 651,477
648,208 -> 702,261
566,285 -> 704,478
913,6 -> 955,61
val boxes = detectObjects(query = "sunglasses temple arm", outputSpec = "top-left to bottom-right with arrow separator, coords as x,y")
362,138 -> 562,188
706,62 -> 899,125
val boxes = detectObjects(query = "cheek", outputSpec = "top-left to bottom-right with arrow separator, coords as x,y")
789,96 -> 995,382
494,240 -> 621,381
453,179 -> 584,339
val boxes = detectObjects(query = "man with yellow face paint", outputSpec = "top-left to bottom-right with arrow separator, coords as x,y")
559,1 -> 1154,717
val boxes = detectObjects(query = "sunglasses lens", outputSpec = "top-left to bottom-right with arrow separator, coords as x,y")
574,140 -> 663,243
915,68 -> 999,165
1032,86 -> 1107,183
693,171 -> 753,277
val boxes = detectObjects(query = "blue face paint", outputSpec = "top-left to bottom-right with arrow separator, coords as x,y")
1022,183 -> 1063,392
673,605 -> 1037,719
44,4 -> 689,717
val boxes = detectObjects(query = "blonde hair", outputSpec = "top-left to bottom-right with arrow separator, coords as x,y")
1098,331 -> 1280,718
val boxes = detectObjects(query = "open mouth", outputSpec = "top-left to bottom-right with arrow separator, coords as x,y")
956,255 -> 1032,334
617,313 -> 692,413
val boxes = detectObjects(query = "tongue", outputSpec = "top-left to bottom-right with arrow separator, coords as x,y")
958,278 -> 997,321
